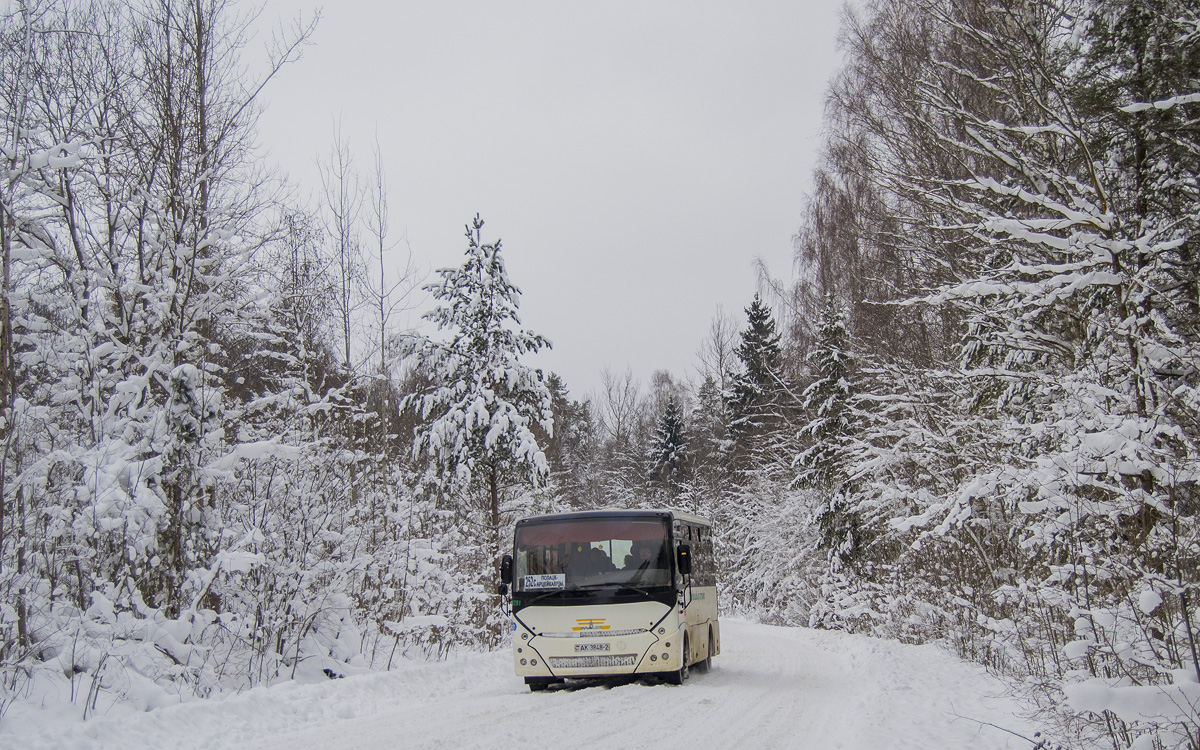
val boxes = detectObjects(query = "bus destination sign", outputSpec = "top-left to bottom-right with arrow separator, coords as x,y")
522,574 -> 565,591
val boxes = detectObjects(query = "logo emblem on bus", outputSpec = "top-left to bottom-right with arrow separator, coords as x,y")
573,618 -> 609,631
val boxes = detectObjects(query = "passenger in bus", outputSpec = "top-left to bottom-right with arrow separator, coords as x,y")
589,547 -> 615,573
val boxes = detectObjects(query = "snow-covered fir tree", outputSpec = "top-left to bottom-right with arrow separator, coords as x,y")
796,293 -> 853,488
728,294 -> 788,468
691,375 -> 731,480
648,395 -> 687,485
402,214 -> 554,594
542,373 -> 600,509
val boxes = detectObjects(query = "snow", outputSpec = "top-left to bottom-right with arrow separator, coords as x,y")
1120,92 -> 1200,113
1065,678 -> 1200,727
3,619 -> 1037,750
1138,590 -> 1163,616
383,615 -> 449,633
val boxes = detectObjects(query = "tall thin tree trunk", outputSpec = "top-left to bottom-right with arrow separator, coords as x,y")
15,486 -> 27,648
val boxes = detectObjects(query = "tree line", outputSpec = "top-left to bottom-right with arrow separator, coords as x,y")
778,0 -> 1200,747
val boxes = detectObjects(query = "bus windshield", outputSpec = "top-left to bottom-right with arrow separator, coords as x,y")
513,516 -> 672,592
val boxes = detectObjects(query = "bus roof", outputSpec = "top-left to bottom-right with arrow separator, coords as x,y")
515,507 -> 713,528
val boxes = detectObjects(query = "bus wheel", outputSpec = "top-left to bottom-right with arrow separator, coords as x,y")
525,677 -> 557,692
694,628 -> 714,674
663,637 -> 690,685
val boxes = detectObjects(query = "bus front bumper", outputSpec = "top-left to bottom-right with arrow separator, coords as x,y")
514,625 -> 684,678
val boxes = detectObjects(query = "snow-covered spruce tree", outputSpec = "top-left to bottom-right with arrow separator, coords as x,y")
542,373 -> 600,509
727,294 -> 790,472
648,396 -> 687,487
796,293 -> 854,489
678,376 -> 734,552
690,375 -> 731,483
403,215 -> 553,643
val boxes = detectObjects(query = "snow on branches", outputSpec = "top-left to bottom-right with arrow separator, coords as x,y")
403,215 -> 553,498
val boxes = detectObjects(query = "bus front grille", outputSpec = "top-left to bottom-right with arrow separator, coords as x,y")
547,654 -> 638,669
540,628 -> 646,638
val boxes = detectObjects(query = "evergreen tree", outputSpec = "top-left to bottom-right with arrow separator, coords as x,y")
648,396 -> 687,485
796,293 -> 853,488
691,375 -> 731,477
541,373 -> 598,508
402,215 -> 553,582
1077,0 -> 1200,335
728,294 -> 788,466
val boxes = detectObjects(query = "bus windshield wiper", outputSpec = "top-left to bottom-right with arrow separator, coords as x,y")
574,582 -> 656,600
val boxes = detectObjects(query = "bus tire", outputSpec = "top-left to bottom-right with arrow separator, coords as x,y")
525,677 -> 557,692
663,636 -> 690,685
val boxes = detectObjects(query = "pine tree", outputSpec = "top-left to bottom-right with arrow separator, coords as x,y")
402,215 -> 553,582
541,373 -> 598,508
1077,0 -> 1200,333
728,294 -> 788,466
648,396 -> 687,485
691,375 -> 730,477
797,293 -> 853,488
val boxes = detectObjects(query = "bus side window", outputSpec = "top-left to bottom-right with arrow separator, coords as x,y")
696,528 -> 713,586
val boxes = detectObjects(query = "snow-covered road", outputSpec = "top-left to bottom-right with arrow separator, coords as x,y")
8,619 -> 1039,750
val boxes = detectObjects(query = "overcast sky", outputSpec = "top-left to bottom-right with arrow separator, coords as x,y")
256,1 -> 847,399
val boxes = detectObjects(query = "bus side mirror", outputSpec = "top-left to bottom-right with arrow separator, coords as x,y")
676,544 -> 692,576
497,582 -> 509,597
500,554 -> 513,584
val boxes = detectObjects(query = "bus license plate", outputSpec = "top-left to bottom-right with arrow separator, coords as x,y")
575,643 -> 610,652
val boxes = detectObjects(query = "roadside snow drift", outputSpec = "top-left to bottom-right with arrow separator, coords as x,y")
5,619 -> 1037,750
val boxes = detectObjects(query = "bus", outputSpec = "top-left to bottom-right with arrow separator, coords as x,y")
498,508 -> 720,691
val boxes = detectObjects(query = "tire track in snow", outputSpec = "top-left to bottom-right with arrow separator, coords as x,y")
255,620 -> 1030,750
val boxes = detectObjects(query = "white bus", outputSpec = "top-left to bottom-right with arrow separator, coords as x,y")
499,508 -> 720,691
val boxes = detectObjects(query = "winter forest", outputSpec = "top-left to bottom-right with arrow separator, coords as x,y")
2,0 -> 1199,748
